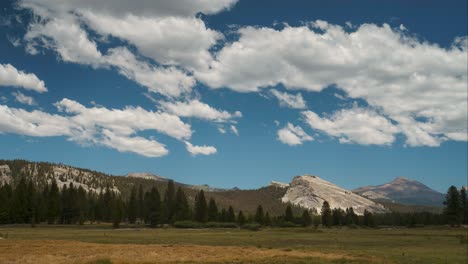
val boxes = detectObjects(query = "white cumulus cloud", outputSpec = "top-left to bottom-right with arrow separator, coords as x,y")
196,21 -> 467,146
185,141 -> 217,156
270,89 -> 307,109
0,63 -> 47,92
158,99 -> 241,122
277,123 -> 313,146
12,91 -> 36,105
302,107 -> 399,145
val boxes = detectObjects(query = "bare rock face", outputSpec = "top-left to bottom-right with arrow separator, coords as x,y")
0,165 -> 12,186
282,175 -> 388,215
269,181 -> 289,188
126,172 -> 168,182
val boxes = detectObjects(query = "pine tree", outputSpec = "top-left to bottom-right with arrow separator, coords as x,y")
255,205 -> 264,225
163,180 -> 176,224
363,210 -> 375,227
128,186 -> 137,224
112,197 -> 123,228
264,212 -> 271,227
302,210 -> 312,227
460,187 -> 468,225
146,187 -> 161,227
321,201 -> 332,227
77,186 -> 87,225
26,180 -> 37,226
285,205 -> 294,222
207,198 -> 218,222
237,210 -> 246,226
219,208 -> 227,222
444,186 -> 462,226
345,207 -> 358,225
174,187 -> 190,221
137,184 -> 144,222
0,184 -> 12,224
194,190 -> 208,223
47,180 -> 60,224
11,177 -> 28,223
227,206 -> 236,222
103,185 -> 112,222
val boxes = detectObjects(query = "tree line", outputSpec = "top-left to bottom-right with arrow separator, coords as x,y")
1,179 -> 466,228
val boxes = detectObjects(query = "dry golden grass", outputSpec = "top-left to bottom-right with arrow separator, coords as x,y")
0,239 -> 358,264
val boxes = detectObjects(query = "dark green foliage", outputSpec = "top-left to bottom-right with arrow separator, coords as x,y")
459,188 -> 467,225
112,198 -> 123,228
146,187 -> 161,227
207,198 -> 218,222
193,190 -> 208,223
284,204 -> 294,222
301,210 -> 312,227
444,185 -> 462,226
264,212 -> 271,226
345,207 -> 358,225
227,206 -> 236,223
237,210 -> 246,226
331,208 -> 346,226
174,187 -> 191,221
363,210 -> 375,227
127,186 -> 137,224
137,184 -> 144,221
321,201 -> 332,227
173,220 -> 204,228
162,180 -> 176,224
242,222 -> 261,231
0,184 -> 12,223
254,205 -> 264,225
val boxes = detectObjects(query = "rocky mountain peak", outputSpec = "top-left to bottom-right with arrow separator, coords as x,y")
282,174 -> 388,215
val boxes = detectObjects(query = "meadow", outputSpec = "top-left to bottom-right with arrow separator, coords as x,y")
0,225 -> 467,263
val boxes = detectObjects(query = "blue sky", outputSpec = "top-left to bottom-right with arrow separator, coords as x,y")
0,0 -> 466,192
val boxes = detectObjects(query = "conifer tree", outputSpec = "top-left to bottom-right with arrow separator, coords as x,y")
112,197 -> 123,228
194,190 -> 208,223
77,186 -> 87,225
227,206 -> 236,222
137,184 -> 144,221
264,212 -> 271,227
207,198 -> 218,222
0,184 -> 12,224
163,180 -> 176,223
302,210 -> 312,227
363,209 -> 375,227
345,207 -> 358,225
321,201 -> 332,227
128,186 -> 137,224
444,186 -> 462,226
237,210 -> 246,226
103,185 -> 112,222
255,205 -> 264,225
174,187 -> 190,221
26,180 -> 37,225
460,187 -> 467,225
146,187 -> 161,227
219,208 -> 227,222
285,204 -> 294,222
11,177 -> 28,223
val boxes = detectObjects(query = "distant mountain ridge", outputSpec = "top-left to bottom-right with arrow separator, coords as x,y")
353,177 -> 445,206
0,160 -> 448,214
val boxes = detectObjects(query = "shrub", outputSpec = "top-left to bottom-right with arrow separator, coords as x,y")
276,221 -> 297,228
242,223 -> 261,231
173,221 -> 204,228
205,222 -> 238,228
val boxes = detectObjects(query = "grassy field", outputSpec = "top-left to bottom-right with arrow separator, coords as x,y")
0,225 -> 467,263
